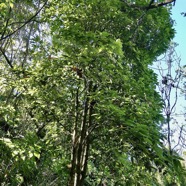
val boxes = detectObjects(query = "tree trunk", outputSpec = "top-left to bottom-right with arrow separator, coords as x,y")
68,80 -> 93,186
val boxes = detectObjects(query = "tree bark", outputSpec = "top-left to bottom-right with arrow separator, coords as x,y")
68,80 -> 94,186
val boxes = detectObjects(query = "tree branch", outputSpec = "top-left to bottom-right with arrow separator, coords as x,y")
0,0 -> 48,41
129,0 -> 176,11
1,7 -> 12,40
0,47 -> 13,68
147,0 -> 176,10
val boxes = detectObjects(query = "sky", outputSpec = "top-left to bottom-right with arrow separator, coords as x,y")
168,0 -> 186,152
151,0 -> 186,153
171,0 -> 186,116
172,0 -> 186,66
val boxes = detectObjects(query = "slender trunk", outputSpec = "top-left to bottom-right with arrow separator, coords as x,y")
69,88 -> 79,186
166,85 -> 172,154
167,113 -> 172,154
76,95 -> 89,185
68,80 -> 94,186
79,99 -> 93,185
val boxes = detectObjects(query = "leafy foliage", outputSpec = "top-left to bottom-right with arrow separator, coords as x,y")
0,0 -> 185,185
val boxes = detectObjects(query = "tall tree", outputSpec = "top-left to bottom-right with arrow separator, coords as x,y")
0,0 -> 185,185
154,43 -> 186,185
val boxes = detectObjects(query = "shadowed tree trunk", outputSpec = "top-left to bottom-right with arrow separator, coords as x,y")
68,79 -> 94,186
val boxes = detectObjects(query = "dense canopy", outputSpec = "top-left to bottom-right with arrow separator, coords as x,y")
0,0 -> 185,185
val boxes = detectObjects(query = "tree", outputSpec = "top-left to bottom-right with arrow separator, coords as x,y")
154,42 -> 186,185
0,0 -> 185,185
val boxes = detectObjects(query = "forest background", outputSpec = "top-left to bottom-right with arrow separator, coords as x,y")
0,0 -> 186,186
